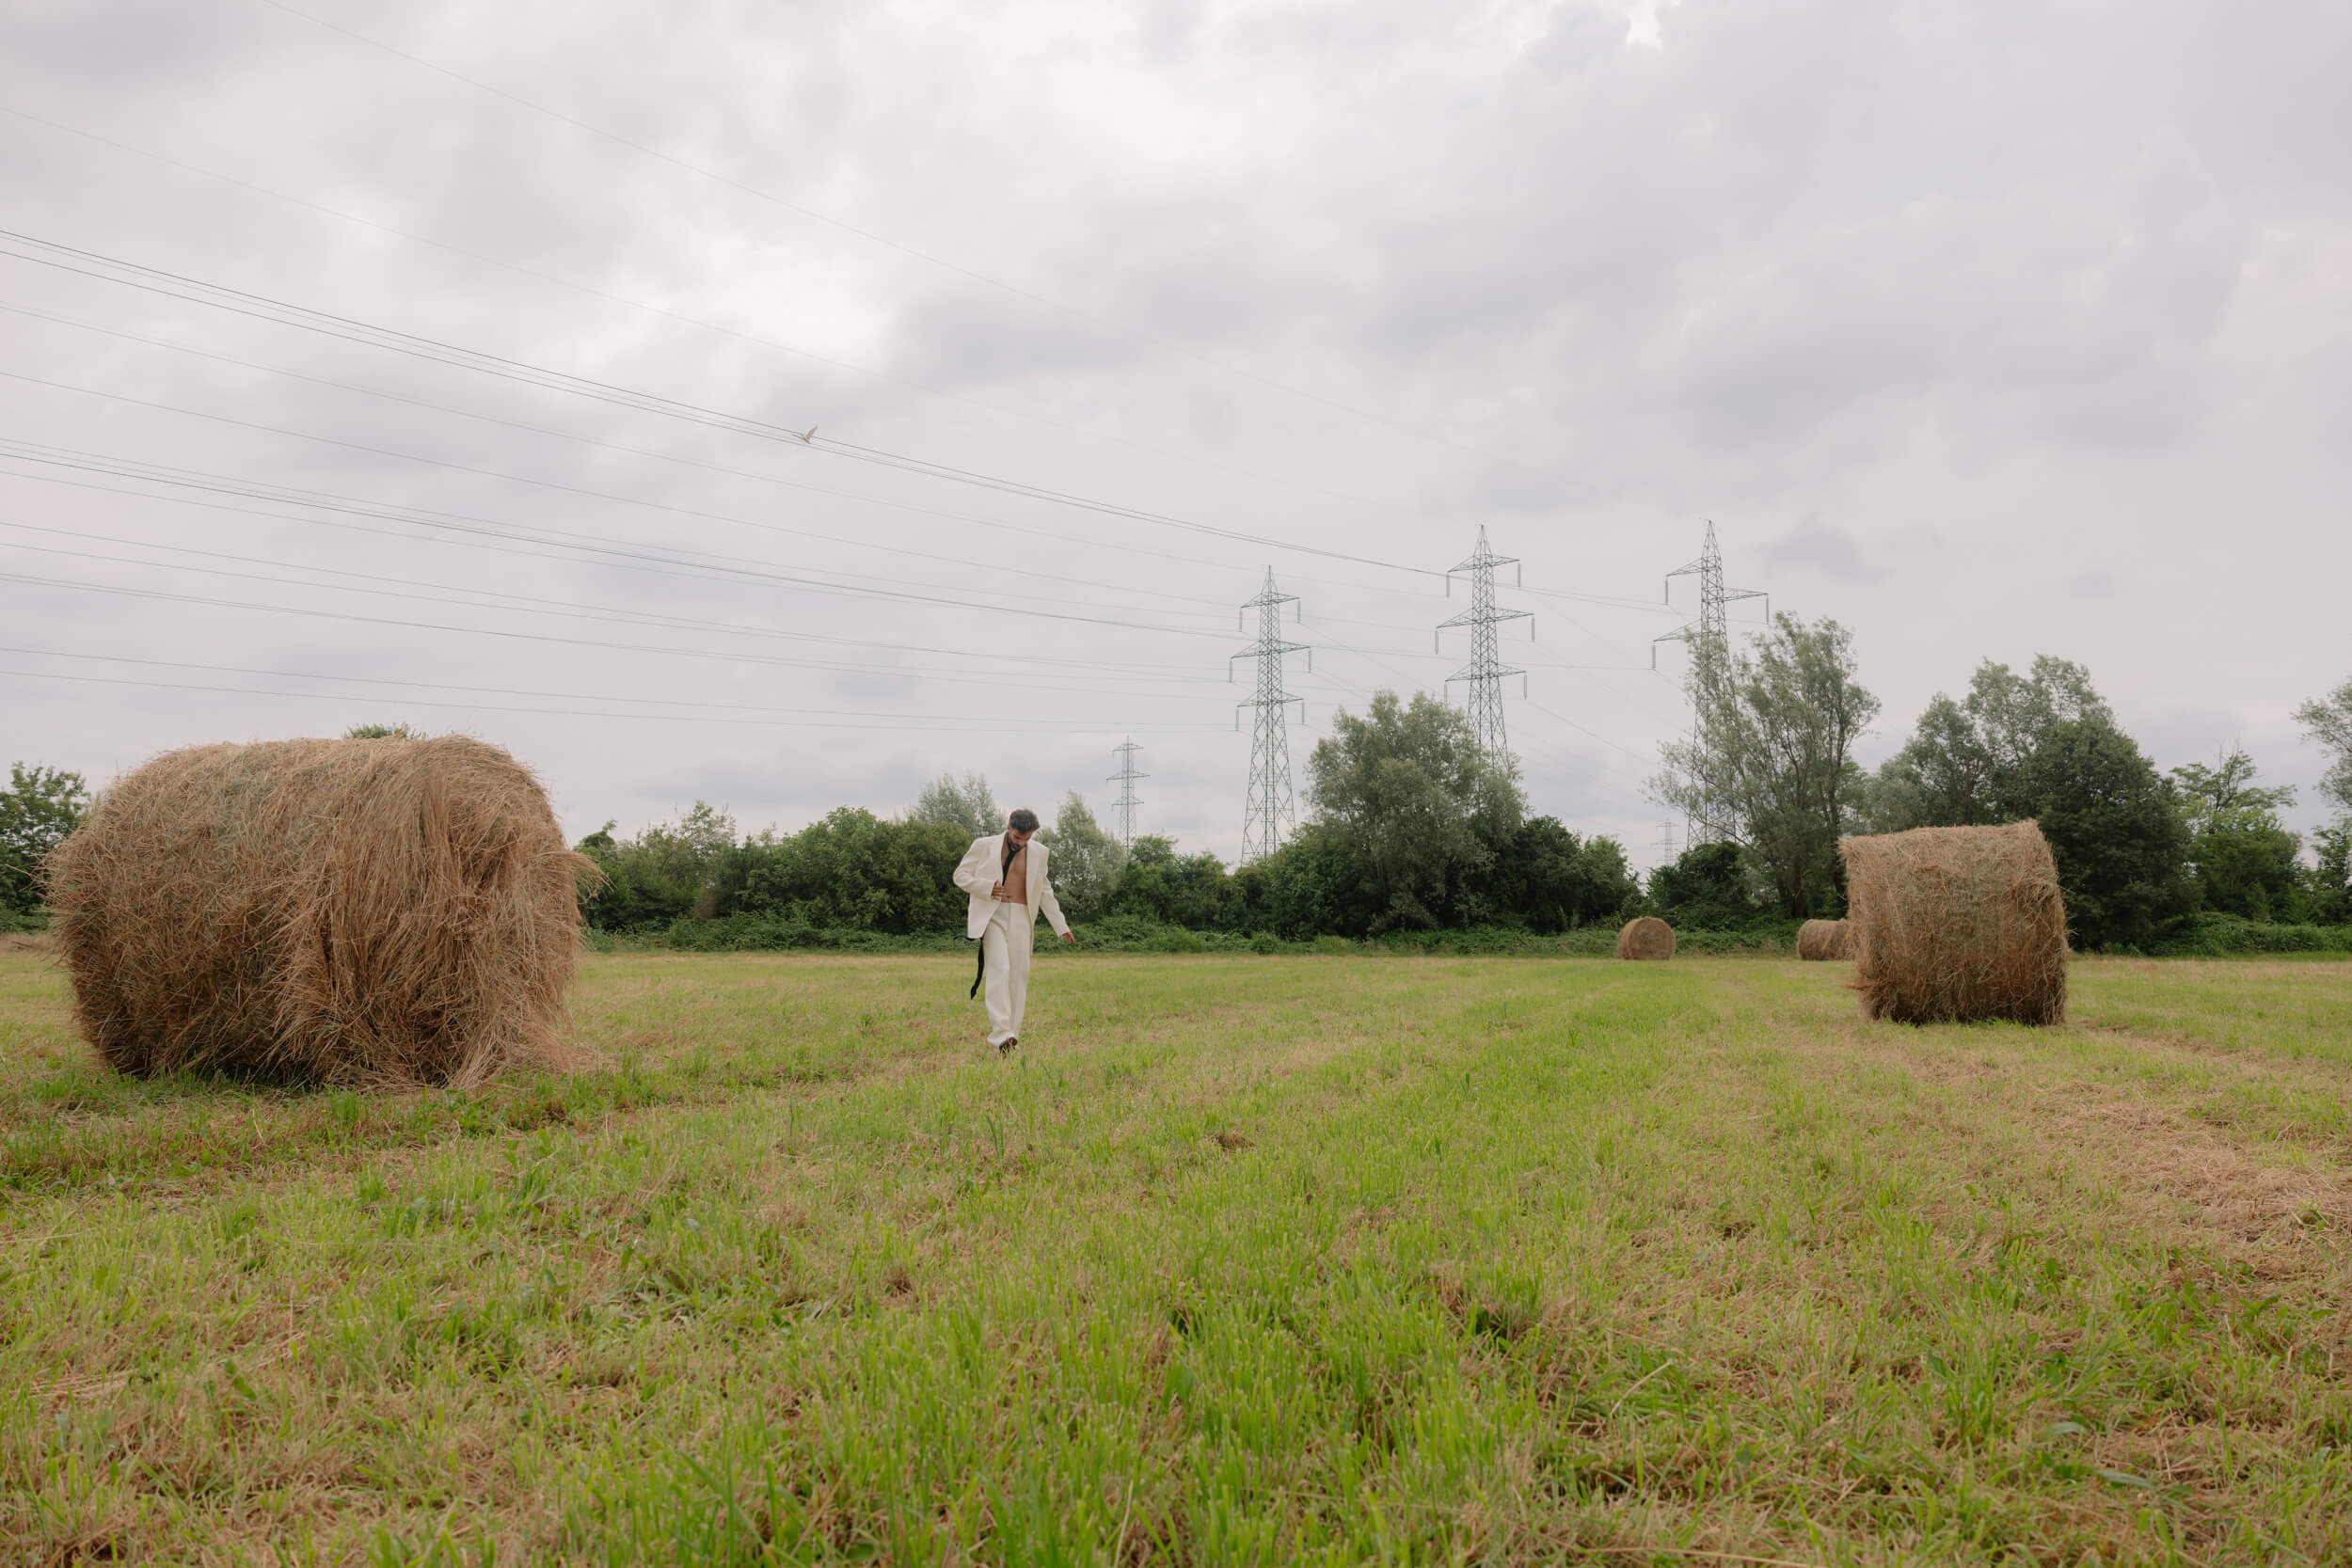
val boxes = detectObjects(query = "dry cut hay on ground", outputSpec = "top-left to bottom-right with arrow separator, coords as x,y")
1796,918 -> 1852,961
45,736 -> 587,1088
1840,820 -> 2068,1025
1615,916 -> 1676,960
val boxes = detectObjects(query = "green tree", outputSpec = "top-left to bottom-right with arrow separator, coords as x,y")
1249,824 -> 1375,939
911,772 -> 1002,837
1476,817 -> 1639,932
2296,678 -> 2352,814
738,810 -> 967,932
343,723 -> 421,739
2011,719 -> 2195,950
1107,837 -> 1244,930
0,763 -> 90,912
1038,792 -> 1125,923
1653,615 -> 1879,917
572,802 -> 738,928
1306,690 -> 1522,930
1646,841 -> 1766,928
2311,822 -> 2352,927
2170,751 -> 2304,920
1864,656 -> 2111,832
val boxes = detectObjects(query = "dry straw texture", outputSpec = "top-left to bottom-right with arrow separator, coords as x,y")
1615,916 -> 1676,961
1796,918 -> 1853,961
46,736 -> 585,1087
1839,820 -> 2069,1025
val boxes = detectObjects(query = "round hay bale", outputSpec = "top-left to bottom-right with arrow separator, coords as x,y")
1796,918 -> 1852,961
47,736 -> 586,1087
1838,821 -> 2067,1025
1615,916 -> 1676,960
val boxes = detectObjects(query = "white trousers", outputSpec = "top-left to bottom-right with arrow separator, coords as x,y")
980,897 -> 1034,1046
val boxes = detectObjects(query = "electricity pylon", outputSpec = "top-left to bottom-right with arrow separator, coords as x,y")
1652,521 -> 1766,843
1436,527 -> 1532,759
1652,520 -> 1766,672
1232,568 -> 1309,862
1106,738 -> 1148,847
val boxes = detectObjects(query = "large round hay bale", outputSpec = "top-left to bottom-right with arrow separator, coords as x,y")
46,736 -> 585,1087
1615,916 -> 1676,960
1796,918 -> 1852,961
1839,821 -> 2067,1025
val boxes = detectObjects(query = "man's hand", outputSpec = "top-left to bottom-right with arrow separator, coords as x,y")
990,881 -> 1014,902
1059,929 -> 1076,943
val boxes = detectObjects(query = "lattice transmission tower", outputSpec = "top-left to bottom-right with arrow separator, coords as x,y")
1232,568 -> 1309,862
1106,738 -> 1148,847
1436,527 -> 1532,759
1652,521 -> 1767,843
1651,520 -> 1766,673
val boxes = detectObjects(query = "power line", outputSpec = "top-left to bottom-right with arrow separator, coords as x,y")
0,660 -> 1224,734
4,451 -> 1693,775
0,528 -> 1237,705
0,99 -> 1411,518
0,645 -> 1229,731
1,233 -> 1713,638
0,376 -> 1243,641
0,453 -> 1205,678
0,231 -> 1448,578
0,567 -> 1249,699
0,299 -> 1258,618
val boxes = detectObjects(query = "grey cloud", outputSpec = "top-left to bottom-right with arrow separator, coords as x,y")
1761,518 -> 1886,585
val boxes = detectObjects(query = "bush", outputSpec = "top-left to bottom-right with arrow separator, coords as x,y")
1648,842 -> 1771,928
2145,913 -> 2352,958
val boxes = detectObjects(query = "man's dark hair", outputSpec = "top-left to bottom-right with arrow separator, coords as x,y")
1007,808 -> 1040,833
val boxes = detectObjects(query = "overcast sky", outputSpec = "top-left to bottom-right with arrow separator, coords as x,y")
3,0 -> 2347,864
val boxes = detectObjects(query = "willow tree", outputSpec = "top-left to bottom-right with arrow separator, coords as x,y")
1651,615 -> 1878,917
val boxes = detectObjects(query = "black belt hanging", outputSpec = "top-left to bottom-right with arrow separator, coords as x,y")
971,838 -> 1021,999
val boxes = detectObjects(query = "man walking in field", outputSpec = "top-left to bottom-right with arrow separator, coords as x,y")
952,808 -> 1074,1055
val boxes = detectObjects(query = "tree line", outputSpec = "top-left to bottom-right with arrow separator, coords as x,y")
568,641 -> 2352,952
5,662 -> 2348,950
571,694 -> 1644,942
1650,625 -> 2352,946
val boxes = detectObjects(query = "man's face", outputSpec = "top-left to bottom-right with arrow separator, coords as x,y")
1006,826 -> 1034,847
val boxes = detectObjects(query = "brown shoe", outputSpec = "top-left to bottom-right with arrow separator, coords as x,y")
997,1037 -> 1018,1056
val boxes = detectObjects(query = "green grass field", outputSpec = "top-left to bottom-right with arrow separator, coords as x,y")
3,946 -> 2349,1565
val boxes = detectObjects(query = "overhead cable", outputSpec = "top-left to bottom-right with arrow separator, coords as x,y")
1,661 -> 1226,734
0,231 -> 1442,578
0,99 -> 1403,517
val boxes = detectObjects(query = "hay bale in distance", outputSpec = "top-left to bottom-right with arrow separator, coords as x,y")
1839,821 -> 2068,1025
47,736 -> 585,1087
1796,918 -> 1852,961
1616,916 -> 1676,960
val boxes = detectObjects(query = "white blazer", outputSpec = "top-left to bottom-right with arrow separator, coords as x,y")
952,832 -> 1071,941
